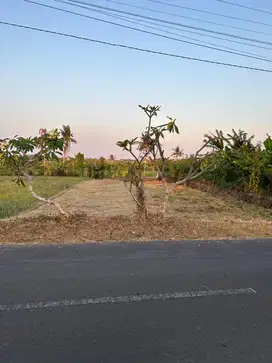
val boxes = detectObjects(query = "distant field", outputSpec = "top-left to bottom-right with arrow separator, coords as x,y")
0,176 -> 83,219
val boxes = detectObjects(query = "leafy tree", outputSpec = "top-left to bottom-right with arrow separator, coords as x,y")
74,152 -> 85,166
60,125 -> 77,160
108,154 -> 115,161
0,129 -> 69,218
203,129 -> 272,193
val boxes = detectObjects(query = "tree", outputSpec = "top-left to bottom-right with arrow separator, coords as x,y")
39,128 -> 49,176
116,105 -> 165,217
137,105 -> 214,214
118,104 -> 217,217
108,154 -> 115,161
0,129 -> 69,218
172,146 -> 184,159
117,137 -> 149,218
60,125 -> 77,160
203,129 -> 264,192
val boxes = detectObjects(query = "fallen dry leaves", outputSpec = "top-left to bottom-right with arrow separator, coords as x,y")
0,212 -> 271,244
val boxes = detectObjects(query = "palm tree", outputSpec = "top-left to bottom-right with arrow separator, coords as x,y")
172,145 -> 184,159
108,154 -> 115,161
60,125 -> 77,160
38,128 -> 48,175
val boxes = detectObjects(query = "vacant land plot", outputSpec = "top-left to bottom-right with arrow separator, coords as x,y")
0,176 -> 83,219
0,179 -> 271,243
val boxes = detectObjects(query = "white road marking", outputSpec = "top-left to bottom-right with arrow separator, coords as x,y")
0,288 -> 257,312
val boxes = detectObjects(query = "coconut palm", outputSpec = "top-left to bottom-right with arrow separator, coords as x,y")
60,125 -> 77,159
172,145 -> 184,159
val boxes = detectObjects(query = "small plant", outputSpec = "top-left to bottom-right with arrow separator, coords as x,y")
0,129 -> 70,218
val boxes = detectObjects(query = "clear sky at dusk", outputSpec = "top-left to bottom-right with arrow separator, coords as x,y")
1,0 -> 271,158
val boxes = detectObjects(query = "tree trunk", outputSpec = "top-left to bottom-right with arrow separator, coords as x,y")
135,180 -> 148,219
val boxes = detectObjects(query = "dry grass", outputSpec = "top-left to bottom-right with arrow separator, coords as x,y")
145,180 -> 272,221
0,179 -> 271,244
0,213 -> 271,244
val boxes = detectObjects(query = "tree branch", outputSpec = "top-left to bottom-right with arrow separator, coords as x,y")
21,171 -> 70,218
174,164 -> 213,187
124,181 -> 142,207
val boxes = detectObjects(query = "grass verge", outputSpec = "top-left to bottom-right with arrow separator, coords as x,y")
0,176 -> 83,219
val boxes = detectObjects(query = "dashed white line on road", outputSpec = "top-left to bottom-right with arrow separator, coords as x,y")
0,288 -> 257,312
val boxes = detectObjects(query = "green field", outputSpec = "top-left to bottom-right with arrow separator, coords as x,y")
0,176 -> 83,219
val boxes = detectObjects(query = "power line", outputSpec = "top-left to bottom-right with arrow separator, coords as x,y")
103,0 -> 272,37
87,8 -> 272,60
1,20 -> 271,73
95,7 -> 272,52
148,0 -> 272,27
67,0 -> 272,47
25,0 -> 272,63
216,0 -> 272,16
26,0 -> 272,63
48,0 -> 272,51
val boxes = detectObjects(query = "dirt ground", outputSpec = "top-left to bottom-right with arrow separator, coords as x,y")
1,179 -> 272,243
15,179 -> 138,218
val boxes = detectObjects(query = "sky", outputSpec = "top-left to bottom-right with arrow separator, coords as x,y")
1,0 -> 271,158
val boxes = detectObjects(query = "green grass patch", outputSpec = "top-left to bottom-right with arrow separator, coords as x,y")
0,176 -> 83,219
144,170 -> 157,177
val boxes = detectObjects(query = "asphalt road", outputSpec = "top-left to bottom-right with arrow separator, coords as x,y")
1,239 -> 272,363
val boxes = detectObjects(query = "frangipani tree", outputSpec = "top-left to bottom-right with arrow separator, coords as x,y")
0,128 -> 69,218
117,104 -> 180,217
117,104 -> 215,216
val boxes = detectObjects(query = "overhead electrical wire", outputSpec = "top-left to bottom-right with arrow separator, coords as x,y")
1,21 -> 271,73
216,0 -> 272,16
24,0 -> 272,63
103,0 -> 272,37
66,0 -> 272,47
23,0 -> 272,54
148,0 -> 272,27
45,0 -> 272,52
25,0 -> 272,62
92,6 -> 272,52
86,8 -> 272,58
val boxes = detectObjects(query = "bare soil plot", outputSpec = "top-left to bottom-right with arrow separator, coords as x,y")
1,179 -> 271,243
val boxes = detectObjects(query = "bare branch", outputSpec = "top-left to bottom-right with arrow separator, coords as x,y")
123,181 -> 142,207
181,140 -> 210,179
129,149 -> 140,164
139,149 -> 151,164
22,171 -> 70,218
174,164 -> 213,187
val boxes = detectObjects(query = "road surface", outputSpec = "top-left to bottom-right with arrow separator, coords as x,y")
0,239 -> 272,362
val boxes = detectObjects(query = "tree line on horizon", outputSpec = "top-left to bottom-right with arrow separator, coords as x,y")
1,105 -> 271,218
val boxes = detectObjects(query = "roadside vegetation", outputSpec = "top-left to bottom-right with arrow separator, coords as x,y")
0,176 -> 82,219
0,105 -> 271,243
